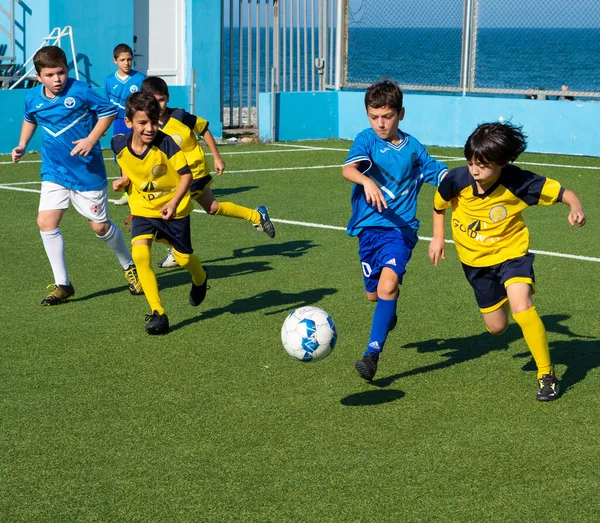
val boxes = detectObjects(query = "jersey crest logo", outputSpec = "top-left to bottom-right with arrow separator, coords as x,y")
468,220 -> 482,232
489,205 -> 507,223
64,97 -> 76,108
152,164 -> 168,177
130,85 -> 139,93
171,134 -> 183,146
140,180 -> 158,192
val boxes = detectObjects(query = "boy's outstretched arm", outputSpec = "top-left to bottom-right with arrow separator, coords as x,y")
342,162 -> 388,212
161,172 -> 192,220
112,174 -> 130,192
429,208 -> 446,266
203,129 -> 225,175
561,189 -> 586,227
71,114 -> 116,157
12,120 -> 37,163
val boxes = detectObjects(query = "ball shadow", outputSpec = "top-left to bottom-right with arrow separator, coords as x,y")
340,389 -> 405,406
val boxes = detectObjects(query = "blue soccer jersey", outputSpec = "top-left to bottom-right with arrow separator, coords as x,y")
104,70 -> 146,120
344,128 -> 448,236
23,78 -> 117,191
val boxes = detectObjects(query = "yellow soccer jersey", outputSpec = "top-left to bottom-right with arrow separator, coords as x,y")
434,165 -> 564,267
159,108 -> 210,180
111,132 -> 193,219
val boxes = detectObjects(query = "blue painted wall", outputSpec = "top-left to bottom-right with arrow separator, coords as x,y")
49,0 -> 134,88
260,90 -> 600,157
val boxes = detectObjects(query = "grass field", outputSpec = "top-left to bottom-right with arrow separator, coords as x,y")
1,140 -> 600,521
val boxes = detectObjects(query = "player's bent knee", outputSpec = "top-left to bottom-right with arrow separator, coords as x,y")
486,322 -> 509,336
90,221 -> 110,236
206,201 -> 219,215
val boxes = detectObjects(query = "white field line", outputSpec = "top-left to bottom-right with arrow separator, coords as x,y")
1,182 -> 597,263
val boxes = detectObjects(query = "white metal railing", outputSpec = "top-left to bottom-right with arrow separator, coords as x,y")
8,26 -> 79,90
222,0 -> 344,129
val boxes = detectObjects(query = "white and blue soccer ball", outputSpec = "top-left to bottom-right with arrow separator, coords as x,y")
281,306 -> 337,362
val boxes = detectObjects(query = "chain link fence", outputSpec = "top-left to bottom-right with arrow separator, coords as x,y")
345,0 -> 600,99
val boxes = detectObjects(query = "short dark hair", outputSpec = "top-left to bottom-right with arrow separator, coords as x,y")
364,80 -> 403,113
464,122 -> 527,165
113,43 -> 134,59
141,76 -> 169,97
125,92 -> 160,121
33,46 -> 68,73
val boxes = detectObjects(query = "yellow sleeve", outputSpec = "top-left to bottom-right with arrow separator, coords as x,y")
194,116 -> 208,136
434,189 -> 452,211
538,178 -> 563,206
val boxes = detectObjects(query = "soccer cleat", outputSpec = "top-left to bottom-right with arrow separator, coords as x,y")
157,249 -> 179,268
114,193 -> 129,206
355,352 -> 379,381
536,369 -> 560,402
124,264 -> 143,295
253,205 -> 276,238
189,272 -> 209,306
40,283 -> 75,306
145,310 -> 169,335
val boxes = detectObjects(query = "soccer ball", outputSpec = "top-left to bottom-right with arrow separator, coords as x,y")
281,306 -> 337,362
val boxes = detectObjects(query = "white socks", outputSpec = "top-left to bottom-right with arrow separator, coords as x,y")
40,227 -> 70,286
96,221 -> 134,269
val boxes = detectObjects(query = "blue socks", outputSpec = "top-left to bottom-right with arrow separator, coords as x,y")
365,297 -> 398,357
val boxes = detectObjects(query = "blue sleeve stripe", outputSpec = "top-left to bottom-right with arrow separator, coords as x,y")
98,110 -> 117,118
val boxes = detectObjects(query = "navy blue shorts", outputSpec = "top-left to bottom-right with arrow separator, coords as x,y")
358,227 -> 418,293
190,175 -> 213,199
130,215 -> 193,254
462,253 -> 535,312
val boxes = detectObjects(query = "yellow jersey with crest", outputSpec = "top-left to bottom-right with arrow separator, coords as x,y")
433,164 -> 564,267
111,132 -> 193,219
159,108 -> 210,180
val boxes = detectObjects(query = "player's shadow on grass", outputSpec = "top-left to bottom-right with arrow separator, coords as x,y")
515,338 -> 600,393
340,389 -> 406,406
211,186 -> 259,198
169,288 -> 337,331
156,261 -> 274,290
205,240 -> 318,264
372,314 -> 596,397
70,284 -> 134,302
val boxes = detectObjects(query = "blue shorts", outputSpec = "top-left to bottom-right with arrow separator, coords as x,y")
358,227 -> 418,293
462,253 -> 535,313
190,175 -> 213,199
131,215 -> 193,254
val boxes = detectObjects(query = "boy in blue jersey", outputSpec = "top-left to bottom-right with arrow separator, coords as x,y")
11,46 -> 142,305
429,122 -> 586,401
343,80 -> 448,381
104,43 -> 146,206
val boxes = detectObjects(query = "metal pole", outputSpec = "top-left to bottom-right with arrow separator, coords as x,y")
256,0 -> 261,126
311,0 -> 315,90
303,0 -> 308,91
229,0 -> 234,127
265,0 -> 270,92
282,0 -> 287,91
270,66 -> 277,142
328,0 -> 334,86
468,0 -> 479,92
334,0 -> 343,89
238,0 -> 243,126
190,68 -> 196,114
220,0 -> 225,123
67,27 -> 79,80
289,0 -> 293,91
460,0 -> 472,95
274,0 -> 280,91
247,0 -> 252,127
296,0 -> 300,90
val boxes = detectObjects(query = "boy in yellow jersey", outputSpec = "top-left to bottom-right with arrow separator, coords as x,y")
138,76 -> 275,268
111,93 -> 208,334
429,122 -> 586,401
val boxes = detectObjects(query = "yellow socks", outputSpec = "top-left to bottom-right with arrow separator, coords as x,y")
512,306 -> 551,378
215,201 -> 260,225
132,243 -> 164,314
172,249 -> 207,286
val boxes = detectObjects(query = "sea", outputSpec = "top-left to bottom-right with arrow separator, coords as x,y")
222,27 -> 600,106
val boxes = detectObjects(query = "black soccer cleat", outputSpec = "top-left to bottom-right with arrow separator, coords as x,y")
254,205 -> 276,238
189,272 -> 209,306
145,310 -> 169,335
536,370 -> 560,402
40,283 -> 75,306
355,352 -> 379,382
